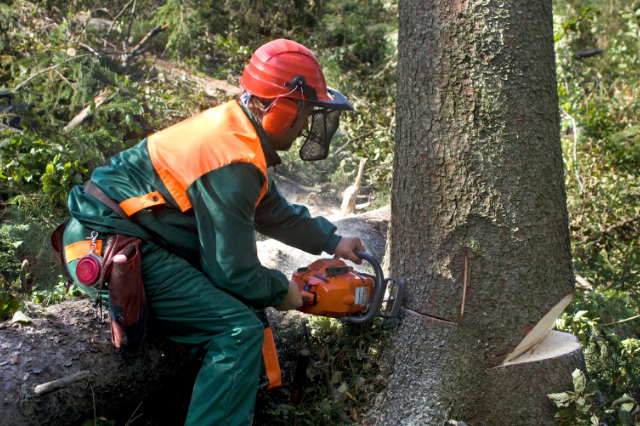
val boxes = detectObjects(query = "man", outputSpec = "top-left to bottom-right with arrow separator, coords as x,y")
60,39 -> 364,425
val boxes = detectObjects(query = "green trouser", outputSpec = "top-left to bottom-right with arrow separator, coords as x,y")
63,218 -> 263,426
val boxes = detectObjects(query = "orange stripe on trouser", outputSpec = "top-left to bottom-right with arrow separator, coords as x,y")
262,327 -> 281,389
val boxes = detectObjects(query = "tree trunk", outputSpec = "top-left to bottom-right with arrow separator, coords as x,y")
0,299 -> 199,426
367,1 -> 583,424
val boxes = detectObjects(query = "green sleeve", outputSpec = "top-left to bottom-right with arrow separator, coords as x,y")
187,163 -> 290,309
254,177 -> 341,255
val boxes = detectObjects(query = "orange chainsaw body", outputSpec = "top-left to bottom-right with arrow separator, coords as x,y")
292,258 -> 374,318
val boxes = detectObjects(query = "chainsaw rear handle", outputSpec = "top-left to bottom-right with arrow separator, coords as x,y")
344,250 -> 385,324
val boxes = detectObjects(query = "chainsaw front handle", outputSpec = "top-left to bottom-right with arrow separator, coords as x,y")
344,250 -> 386,324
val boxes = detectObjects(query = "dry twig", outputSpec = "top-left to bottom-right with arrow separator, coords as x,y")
123,23 -> 169,66
103,0 -> 135,48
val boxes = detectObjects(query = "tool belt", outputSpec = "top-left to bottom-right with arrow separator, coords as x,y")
51,182 -> 148,348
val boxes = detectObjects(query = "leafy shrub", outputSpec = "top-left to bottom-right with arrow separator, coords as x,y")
548,369 -> 639,426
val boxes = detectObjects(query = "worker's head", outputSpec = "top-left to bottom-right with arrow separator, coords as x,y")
239,39 -> 353,160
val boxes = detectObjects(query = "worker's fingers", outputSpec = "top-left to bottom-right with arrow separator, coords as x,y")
333,236 -> 364,265
275,281 -> 303,311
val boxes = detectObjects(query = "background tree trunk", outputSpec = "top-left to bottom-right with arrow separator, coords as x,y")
367,0 -> 583,424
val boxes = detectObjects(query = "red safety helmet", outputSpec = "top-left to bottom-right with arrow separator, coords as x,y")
240,39 -> 353,161
239,39 -> 353,111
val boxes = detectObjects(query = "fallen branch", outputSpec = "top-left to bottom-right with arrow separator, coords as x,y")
13,54 -> 91,91
272,173 -> 322,193
123,0 -> 137,52
123,23 -> 169,67
78,42 -> 99,56
601,314 -> 640,327
63,88 -> 112,132
103,0 -> 135,48
575,49 -> 603,59
575,275 -> 593,291
34,371 -> 91,396
333,131 -> 374,155
586,214 -> 640,243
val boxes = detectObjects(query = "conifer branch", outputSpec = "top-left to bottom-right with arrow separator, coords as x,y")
13,54 -> 91,92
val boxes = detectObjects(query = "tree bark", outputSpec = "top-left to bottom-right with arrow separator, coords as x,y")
368,0 -> 583,424
0,300 -> 198,426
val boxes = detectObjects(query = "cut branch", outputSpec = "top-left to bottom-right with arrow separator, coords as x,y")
63,88 -> 112,132
575,275 -> 593,291
341,159 -> 367,217
34,371 -> 91,396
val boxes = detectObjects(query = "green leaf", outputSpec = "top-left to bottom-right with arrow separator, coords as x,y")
45,163 -> 54,175
548,392 -> 574,407
621,402 -> 634,411
572,369 -> 586,394
584,380 -> 599,397
619,408 -> 632,426
612,394 -> 635,407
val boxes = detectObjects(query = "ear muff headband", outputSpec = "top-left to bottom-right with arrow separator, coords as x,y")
262,98 -> 299,135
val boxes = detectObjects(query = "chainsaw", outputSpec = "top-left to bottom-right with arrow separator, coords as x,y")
291,250 -> 404,323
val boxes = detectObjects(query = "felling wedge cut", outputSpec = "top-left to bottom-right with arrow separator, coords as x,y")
502,330 -> 581,367
502,292 -> 577,366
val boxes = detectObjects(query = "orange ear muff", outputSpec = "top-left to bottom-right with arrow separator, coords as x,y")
262,98 -> 299,136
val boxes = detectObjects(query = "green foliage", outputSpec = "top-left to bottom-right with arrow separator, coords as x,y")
259,317 -> 394,425
555,0 -> 640,290
548,369 -> 640,426
550,0 -> 640,422
30,280 -> 82,306
0,290 -> 21,319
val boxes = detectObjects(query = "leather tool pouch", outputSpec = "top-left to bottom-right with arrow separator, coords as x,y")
100,234 -> 149,348
51,184 -> 147,348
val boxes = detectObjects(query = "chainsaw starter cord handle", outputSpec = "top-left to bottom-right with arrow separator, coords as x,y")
344,250 -> 385,324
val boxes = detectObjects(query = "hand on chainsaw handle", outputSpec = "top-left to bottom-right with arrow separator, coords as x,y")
333,236 -> 365,265
275,280 -> 304,311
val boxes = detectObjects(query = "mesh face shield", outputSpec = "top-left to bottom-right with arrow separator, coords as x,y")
299,109 -> 342,161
